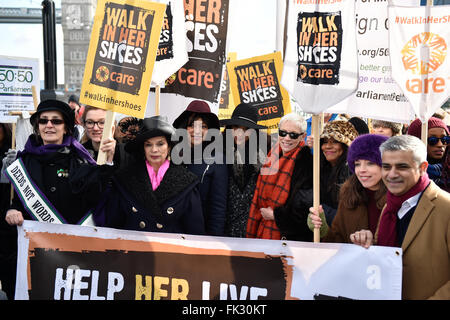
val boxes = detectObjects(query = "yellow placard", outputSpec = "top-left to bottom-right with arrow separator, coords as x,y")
227,52 -> 291,132
79,0 -> 166,118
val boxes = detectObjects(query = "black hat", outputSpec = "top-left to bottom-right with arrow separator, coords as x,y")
68,94 -> 80,105
30,99 -> 75,132
348,117 -> 369,135
173,100 -> 220,130
219,103 -> 267,129
125,116 -> 175,154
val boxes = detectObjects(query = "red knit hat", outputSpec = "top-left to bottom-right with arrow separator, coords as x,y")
407,117 -> 449,139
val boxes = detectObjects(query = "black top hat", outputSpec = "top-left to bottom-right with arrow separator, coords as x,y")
125,116 -> 175,155
219,103 -> 267,129
30,99 -> 75,132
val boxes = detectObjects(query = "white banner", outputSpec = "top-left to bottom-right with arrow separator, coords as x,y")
327,0 -> 418,123
151,0 -> 189,86
388,5 -> 450,122
281,0 -> 358,114
0,55 -> 39,113
16,221 -> 402,300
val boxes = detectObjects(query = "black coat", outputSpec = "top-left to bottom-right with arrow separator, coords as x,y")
93,160 -> 205,235
185,152 -> 228,236
273,146 -> 314,241
9,147 -> 113,225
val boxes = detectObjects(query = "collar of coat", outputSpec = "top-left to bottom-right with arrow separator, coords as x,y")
114,160 -> 198,215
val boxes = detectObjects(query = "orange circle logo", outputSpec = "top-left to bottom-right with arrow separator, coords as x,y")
401,32 -> 447,75
95,66 -> 110,82
299,64 -> 307,79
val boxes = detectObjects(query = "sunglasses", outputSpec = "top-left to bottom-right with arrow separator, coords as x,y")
427,136 -> 450,146
279,129 -> 303,139
38,118 -> 64,125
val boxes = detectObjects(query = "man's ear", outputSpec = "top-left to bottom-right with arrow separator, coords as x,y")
419,161 -> 429,175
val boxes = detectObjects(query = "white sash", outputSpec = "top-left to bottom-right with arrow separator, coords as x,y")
5,158 -> 95,226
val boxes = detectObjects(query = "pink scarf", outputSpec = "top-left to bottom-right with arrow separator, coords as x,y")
146,159 -> 170,191
377,173 -> 430,247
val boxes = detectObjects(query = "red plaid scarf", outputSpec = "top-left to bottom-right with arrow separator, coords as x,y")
246,142 -> 303,239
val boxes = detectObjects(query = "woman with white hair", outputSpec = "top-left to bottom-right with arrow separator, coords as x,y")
246,112 -> 314,241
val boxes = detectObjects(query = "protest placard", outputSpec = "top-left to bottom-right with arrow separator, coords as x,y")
79,0 -> 166,119
326,0 -> 419,123
227,52 -> 291,131
0,55 -> 39,122
151,0 -> 188,87
15,221 -> 402,300
162,0 -> 230,103
388,5 -> 450,122
218,52 -> 237,122
281,0 -> 358,114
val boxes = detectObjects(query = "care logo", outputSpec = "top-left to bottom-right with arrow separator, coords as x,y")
95,65 -> 110,82
401,32 -> 447,75
402,32 -> 448,94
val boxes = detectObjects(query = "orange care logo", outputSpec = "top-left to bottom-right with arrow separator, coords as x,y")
95,65 -> 110,83
401,32 -> 447,75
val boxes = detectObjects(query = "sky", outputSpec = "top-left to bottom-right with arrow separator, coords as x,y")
0,0 -> 277,84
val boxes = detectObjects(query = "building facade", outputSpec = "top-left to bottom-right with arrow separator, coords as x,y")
61,0 -> 96,92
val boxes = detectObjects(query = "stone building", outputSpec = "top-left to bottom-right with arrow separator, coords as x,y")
61,0 -> 96,92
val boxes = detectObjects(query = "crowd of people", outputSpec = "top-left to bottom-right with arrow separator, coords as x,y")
0,96 -> 449,300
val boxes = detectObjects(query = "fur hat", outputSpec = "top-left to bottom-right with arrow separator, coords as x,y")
371,120 -> 403,136
320,120 -> 358,147
347,134 -> 389,173
407,117 -> 450,139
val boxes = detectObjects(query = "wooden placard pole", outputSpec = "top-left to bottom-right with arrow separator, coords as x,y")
155,85 -> 161,116
312,114 -> 321,243
96,110 -> 116,165
421,121 -> 428,147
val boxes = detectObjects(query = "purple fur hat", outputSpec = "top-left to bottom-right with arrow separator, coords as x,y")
347,134 -> 389,173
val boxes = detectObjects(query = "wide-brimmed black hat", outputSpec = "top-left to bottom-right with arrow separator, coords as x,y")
172,100 -> 220,130
219,103 -> 267,129
30,99 -> 75,131
125,116 -> 175,154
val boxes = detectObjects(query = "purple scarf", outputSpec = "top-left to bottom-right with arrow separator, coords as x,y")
19,135 -> 97,165
377,173 -> 430,247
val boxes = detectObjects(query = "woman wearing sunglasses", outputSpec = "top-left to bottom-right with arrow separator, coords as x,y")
246,113 -> 314,241
407,117 -> 450,189
4,99 -> 116,227
3,100 -> 116,299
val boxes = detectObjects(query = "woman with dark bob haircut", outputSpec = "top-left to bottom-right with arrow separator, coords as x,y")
93,116 -> 205,235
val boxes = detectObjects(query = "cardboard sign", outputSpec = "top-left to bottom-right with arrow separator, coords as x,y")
15,221 -> 402,300
80,0 -> 166,118
162,0 -> 230,103
388,5 -> 450,121
0,55 -> 39,113
227,52 -> 291,131
281,0 -> 358,114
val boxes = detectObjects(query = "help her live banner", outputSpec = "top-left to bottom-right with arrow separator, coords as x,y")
15,221 -> 402,300
80,0 -> 166,118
